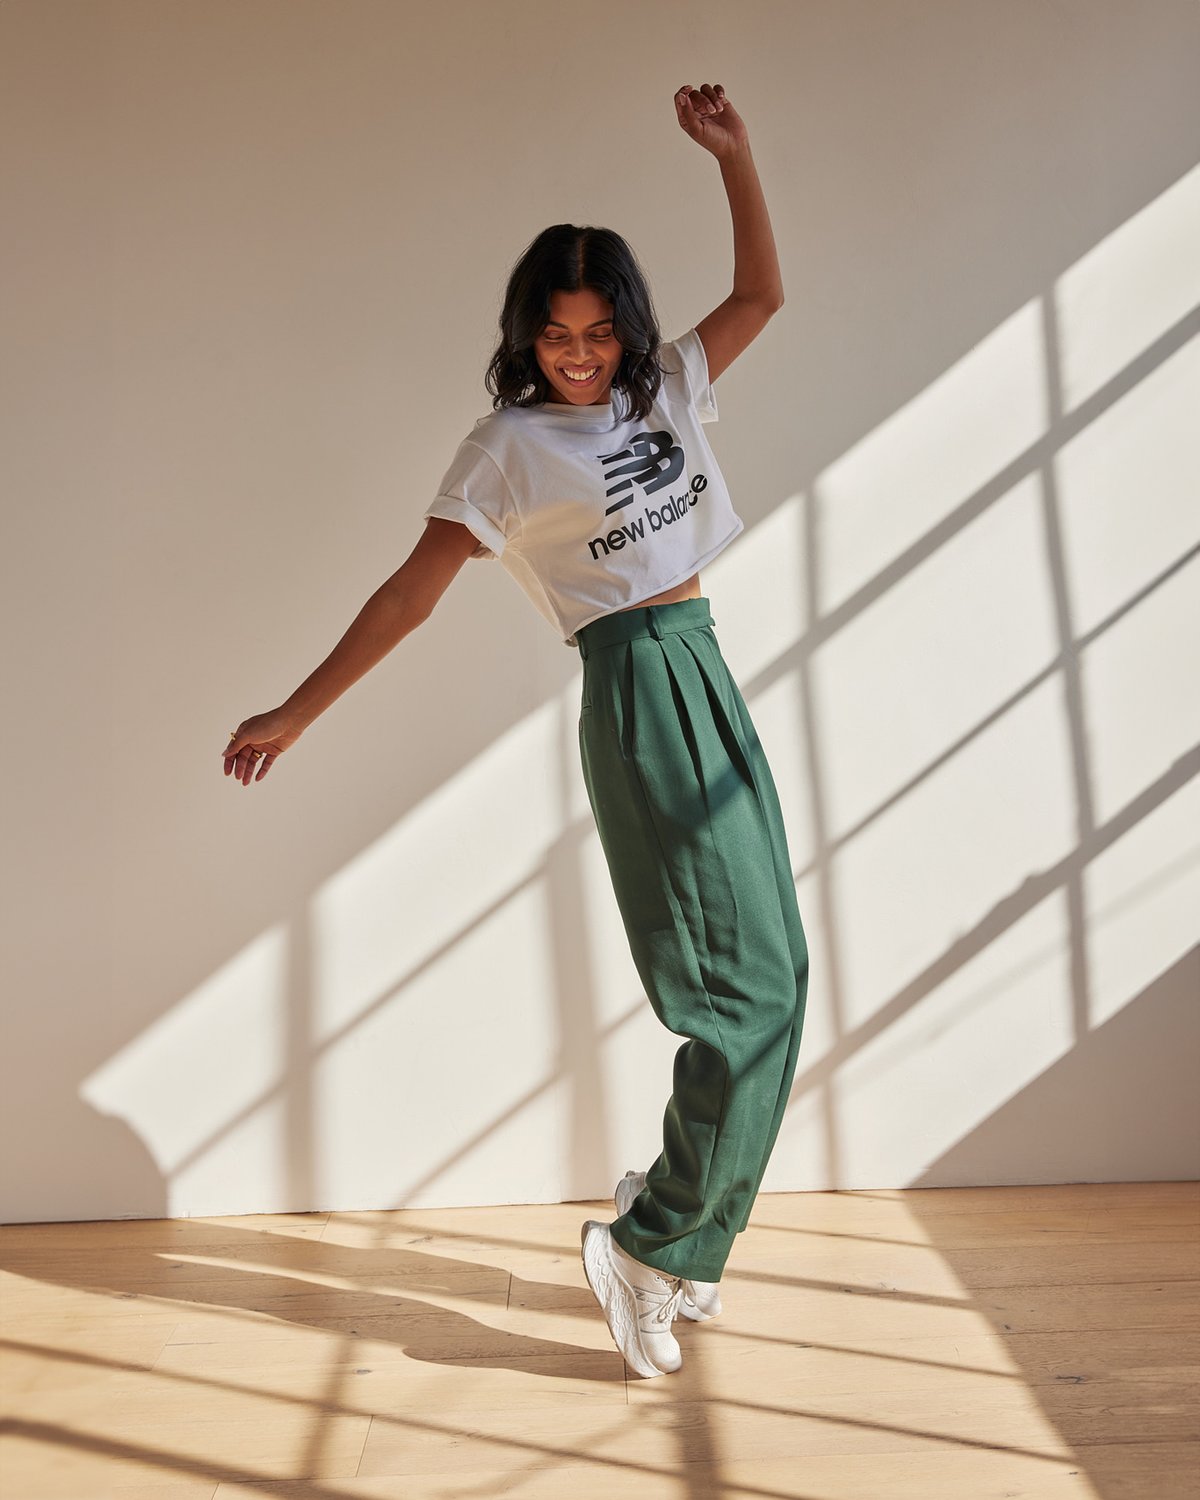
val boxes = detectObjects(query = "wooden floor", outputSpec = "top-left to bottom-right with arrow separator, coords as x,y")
1,1181 -> 1196,1499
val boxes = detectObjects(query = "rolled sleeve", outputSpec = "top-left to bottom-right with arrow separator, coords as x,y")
423,439 -> 517,560
664,327 -> 718,424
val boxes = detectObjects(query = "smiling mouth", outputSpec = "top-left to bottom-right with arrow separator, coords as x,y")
562,367 -> 601,383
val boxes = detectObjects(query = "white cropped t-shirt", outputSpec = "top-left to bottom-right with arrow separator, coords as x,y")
422,328 -> 744,647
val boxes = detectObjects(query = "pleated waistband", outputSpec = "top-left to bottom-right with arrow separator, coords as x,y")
575,597 -> 715,660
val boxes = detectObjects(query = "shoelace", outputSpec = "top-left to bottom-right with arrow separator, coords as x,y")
635,1278 -> 685,1328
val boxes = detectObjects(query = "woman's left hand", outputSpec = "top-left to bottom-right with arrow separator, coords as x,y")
674,83 -> 749,160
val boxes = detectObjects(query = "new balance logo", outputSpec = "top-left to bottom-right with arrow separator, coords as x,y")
599,431 -> 684,515
587,475 -> 708,561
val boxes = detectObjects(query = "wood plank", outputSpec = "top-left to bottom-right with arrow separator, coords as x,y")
217,1442 -> 1192,1500
774,1206 -> 1200,1248
0,1278 -> 505,1332
0,1412 -> 370,1486
351,1391 -> 1074,1476
1001,1326 -> 1200,1386
206,1438 -> 1200,1500
0,1318 -> 180,1365
974,1281 -> 1200,1335
2,1326 -> 179,1396
625,1346 -> 1199,1444
159,1297 -> 589,1364
1064,1441 -> 1200,1499
213,1446 -> 1099,1500
0,1242 -> 511,1294
684,1238 -> 1199,1295
932,1241 -> 1200,1288
103,1487 -> 219,1500
840,1182 -> 1199,1216
0,1213 -> 329,1250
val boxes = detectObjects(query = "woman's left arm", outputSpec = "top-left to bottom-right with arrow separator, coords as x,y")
675,83 -> 784,383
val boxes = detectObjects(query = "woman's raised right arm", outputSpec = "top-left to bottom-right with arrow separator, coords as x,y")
221,517 -> 481,785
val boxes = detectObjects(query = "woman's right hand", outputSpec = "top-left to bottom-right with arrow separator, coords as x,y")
221,708 -> 304,785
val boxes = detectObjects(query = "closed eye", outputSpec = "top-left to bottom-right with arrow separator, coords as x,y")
542,328 -> 614,341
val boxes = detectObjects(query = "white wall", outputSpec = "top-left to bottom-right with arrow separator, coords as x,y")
2,0 -> 1197,1225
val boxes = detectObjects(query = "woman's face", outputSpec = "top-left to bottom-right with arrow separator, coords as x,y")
533,287 -> 623,405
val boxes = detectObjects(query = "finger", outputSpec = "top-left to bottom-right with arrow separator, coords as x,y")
699,83 -> 722,112
674,85 -> 708,136
712,83 -> 740,120
239,747 -> 260,786
255,753 -> 274,782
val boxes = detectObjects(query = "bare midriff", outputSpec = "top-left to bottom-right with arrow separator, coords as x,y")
614,572 -> 703,613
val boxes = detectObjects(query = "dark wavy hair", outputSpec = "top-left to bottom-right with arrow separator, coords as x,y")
486,225 -> 664,421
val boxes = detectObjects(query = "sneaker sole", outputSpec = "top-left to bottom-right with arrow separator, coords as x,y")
614,1171 -> 721,1322
579,1220 -> 672,1379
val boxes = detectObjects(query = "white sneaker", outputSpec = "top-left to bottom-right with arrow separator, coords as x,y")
580,1219 -> 684,1378
614,1169 -> 724,1322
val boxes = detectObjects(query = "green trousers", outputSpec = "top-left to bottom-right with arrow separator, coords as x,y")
576,596 -> 809,1283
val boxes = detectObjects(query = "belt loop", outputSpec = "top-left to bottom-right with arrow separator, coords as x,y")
647,605 -> 662,640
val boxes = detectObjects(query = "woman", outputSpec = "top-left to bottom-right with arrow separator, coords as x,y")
222,83 -> 809,1380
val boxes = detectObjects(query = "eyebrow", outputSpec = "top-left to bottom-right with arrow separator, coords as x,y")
543,318 -> 613,329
